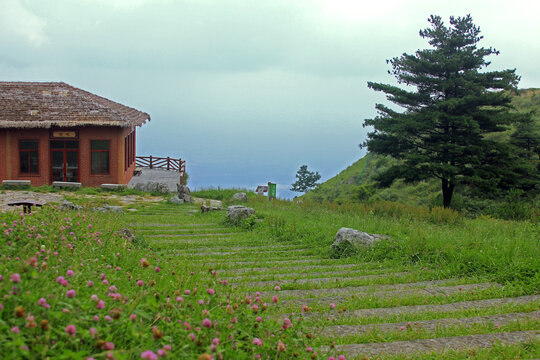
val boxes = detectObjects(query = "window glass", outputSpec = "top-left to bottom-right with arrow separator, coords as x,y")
66,141 -> 79,149
20,152 -> 30,173
20,140 -> 38,150
91,140 -> 110,174
19,140 -> 39,173
50,140 -> 64,149
91,152 -> 101,173
91,140 -> 110,150
100,152 -> 109,173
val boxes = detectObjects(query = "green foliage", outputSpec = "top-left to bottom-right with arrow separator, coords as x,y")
291,165 -> 321,193
181,172 -> 189,185
364,15 -> 527,208
355,183 -> 375,201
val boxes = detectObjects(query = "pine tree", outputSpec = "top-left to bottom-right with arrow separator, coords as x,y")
291,165 -> 321,193
363,15 -> 525,207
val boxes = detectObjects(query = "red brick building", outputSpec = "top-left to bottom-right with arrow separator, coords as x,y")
0,82 -> 150,187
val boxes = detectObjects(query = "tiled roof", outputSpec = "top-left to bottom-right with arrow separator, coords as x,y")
0,82 -> 150,128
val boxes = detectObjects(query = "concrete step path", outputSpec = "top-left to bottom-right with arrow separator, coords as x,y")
324,330 -> 539,358
148,233 -> 236,238
302,295 -> 540,321
278,283 -> 498,307
261,280 -> 495,298
318,310 -> 540,337
130,223 -> 219,227
226,268 -> 402,282
232,272 -> 411,288
221,263 -> 374,275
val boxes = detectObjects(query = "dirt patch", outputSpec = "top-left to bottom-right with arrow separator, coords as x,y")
0,190 -> 63,213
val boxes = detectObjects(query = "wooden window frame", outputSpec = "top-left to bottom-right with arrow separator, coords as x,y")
19,139 -> 39,175
91,140 -> 110,175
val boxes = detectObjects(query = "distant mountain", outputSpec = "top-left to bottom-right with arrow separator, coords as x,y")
302,88 -> 540,206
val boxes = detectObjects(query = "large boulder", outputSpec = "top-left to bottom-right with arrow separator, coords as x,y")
133,181 -> 170,193
332,227 -> 387,255
177,184 -> 193,204
227,205 -> 255,222
231,192 -> 248,202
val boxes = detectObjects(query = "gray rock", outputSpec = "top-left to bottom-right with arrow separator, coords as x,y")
201,204 -> 222,213
133,181 -> 170,193
60,200 -> 82,211
332,227 -> 388,255
95,204 -> 124,214
227,205 -> 255,222
176,184 -> 193,204
231,192 -> 248,202
170,195 -> 185,204
101,183 -> 127,190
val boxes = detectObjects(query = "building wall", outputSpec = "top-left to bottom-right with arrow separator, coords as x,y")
0,126 -> 137,187
0,130 -> 7,181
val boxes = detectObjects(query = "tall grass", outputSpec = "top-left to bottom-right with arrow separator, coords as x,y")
241,196 -> 540,292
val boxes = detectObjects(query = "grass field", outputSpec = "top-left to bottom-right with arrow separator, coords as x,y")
0,188 -> 538,359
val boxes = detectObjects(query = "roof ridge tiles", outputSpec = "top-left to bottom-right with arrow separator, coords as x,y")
0,81 -> 150,128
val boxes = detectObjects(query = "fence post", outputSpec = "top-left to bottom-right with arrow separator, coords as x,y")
149,155 -> 153,169
167,157 -> 170,170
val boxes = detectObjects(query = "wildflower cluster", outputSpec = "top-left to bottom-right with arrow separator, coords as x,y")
0,207 -> 315,358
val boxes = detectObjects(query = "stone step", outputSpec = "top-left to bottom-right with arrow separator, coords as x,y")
129,223 -> 218,227
324,330 -> 539,358
136,228 -> 230,232
148,233 -> 236,238
197,258 -> 322,266
170,245 -> 309,253
232,272 -> 410,288
303,295 -> 540,321
225,268 -> 397,281
277,283 -> 498,306
262,280 -> 493,298
221,263 -> 370,274
318,310 -> 540,337
167,248 -> 315,258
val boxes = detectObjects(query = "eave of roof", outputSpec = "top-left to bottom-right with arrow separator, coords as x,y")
0,81 -> 151,129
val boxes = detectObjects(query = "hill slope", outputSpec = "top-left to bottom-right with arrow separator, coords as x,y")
303,88 -> 540,207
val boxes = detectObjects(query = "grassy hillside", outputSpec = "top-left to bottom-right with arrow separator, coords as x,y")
512,88 -> 540,121
303,89 -> 540,216
303,154 -> 441,206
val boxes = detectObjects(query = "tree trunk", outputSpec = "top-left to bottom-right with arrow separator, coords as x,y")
441,178 -> 454,208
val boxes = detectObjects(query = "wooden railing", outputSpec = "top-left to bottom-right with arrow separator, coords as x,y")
136,155 -> 187,184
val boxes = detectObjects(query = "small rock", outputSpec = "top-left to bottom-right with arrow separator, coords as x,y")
95,204 -> 124,214
227,205 -> 255,222
231,192 -> 248,202
60,200 -> 82,211
170,195 -> 185,204
201,205 -> 222,213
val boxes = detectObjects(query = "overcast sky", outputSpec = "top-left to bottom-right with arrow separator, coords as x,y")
1,0 -> 539,198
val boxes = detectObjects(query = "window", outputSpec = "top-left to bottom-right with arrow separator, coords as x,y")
124,132 -> 136,171
91,140 -> 110,174
20,140 -> 39,174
